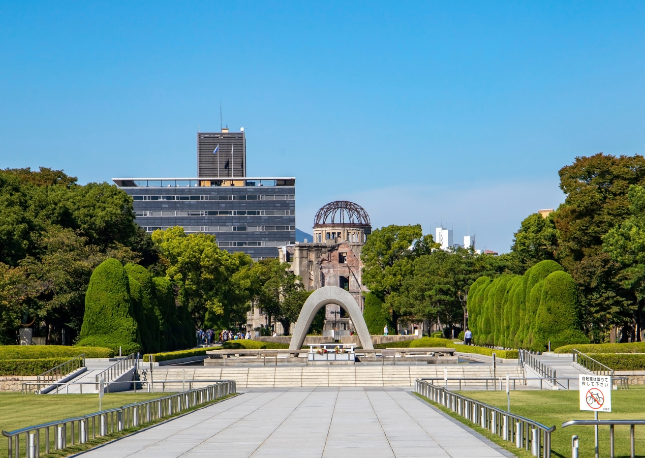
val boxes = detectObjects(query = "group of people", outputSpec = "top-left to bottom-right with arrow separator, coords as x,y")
195,328 -> 253,346
219,329 -> 251,342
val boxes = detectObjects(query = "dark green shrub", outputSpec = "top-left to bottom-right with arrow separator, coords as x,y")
125,264 -> 161,353
374,340 -> 413,348
0,358 -> 73,376
77,259 -> 141,354
458,331 -> 465,340
480,279 -> 495,345
555,342 -> 645,353
152,277 -> 176,349
532,271 -> 589,351
512,276 -> 527,348
502,276 -> 520,348
523,280 -> 544,348
431,331 -> 443,338
363,293 -> 391,335
143,348 -> 207,362
0,346 -> 114,359
521,260 -> 563,344
467,276 -> 489,339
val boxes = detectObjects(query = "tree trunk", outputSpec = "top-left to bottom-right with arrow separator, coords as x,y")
391,309 -> 399,335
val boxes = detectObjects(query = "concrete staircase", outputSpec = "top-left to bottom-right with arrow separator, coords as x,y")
149,365 -> 525,389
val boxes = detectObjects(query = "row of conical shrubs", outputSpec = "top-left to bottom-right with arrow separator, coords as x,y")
467,260 -> 589,351
77,259 -> 194,354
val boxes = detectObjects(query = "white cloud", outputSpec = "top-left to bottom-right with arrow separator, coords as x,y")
298,179 -> 565,253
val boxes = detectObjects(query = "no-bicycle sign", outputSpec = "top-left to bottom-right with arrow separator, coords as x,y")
579,375 -> 612,412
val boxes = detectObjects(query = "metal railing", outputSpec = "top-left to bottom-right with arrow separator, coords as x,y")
416,379 -> 555,458
562,419 -> 645,458
572,349 -> 614,377
520,350 -> 559,386
22,379 -> 237,394
95,353 -> 136,391
3,380 -> 235,458
36,354 -> 85,393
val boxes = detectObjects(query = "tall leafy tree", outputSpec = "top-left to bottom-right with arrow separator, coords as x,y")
553,153 -> 645,338
361,224 -> 438,331
603,184 -> 645,341
511,213 -> 557,268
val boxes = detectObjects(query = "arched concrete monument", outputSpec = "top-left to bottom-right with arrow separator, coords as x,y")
289,286 -> 374,351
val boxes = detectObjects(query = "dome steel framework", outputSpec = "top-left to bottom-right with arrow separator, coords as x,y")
313,201 -> 371,228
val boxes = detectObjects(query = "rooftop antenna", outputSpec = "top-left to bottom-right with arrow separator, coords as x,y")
220,102 -> 222,131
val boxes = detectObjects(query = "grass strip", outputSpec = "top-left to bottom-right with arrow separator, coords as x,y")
414,392 -> 532,458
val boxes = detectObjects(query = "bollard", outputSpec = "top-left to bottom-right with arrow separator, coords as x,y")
117,410 -> 123,431
571,435 -> 579,458
481,409 -> 486,428
531,428 -> 538,456
57,424 -> 66,449
491,411 -> 497,434
29,432 -> 36,458
503,415 -> 508,441
80,419 -> 87,444
100,414 -> 107,436
134,407 -> 139,426
168,398 -> 173,415
516,421 -> 523,448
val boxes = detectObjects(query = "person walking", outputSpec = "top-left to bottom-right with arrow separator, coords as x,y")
464,328 -> 472,346
384,325 -> 388,336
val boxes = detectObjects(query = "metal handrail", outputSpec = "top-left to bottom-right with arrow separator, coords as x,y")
37,354 -> 85,391
95,353 -> 136,391
519,350 -> 561,387
419,376 -> 628,391
563,420 -> 644,458
572,349 -> 614,376
416,379 -> 555,458
3,380 -> 236,458
22,379 -> 238,394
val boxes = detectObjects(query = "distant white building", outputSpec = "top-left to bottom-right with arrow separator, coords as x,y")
435,227 -> 453,250
464,235 -> 475,249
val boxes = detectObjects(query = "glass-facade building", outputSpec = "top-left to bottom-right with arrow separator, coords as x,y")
113,177 -> 296,260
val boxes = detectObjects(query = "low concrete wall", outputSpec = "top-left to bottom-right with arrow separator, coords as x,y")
616,370 -> 645,385
41,366 -> 87,394
256,335 -> 420,346
106,367 -> 136,393
0,376 -> 38,392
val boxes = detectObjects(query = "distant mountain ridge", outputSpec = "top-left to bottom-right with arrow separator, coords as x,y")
296,228 -> 313,243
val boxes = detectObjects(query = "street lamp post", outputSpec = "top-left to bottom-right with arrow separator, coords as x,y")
458,290 -> 468,335
330,309 -> 341,341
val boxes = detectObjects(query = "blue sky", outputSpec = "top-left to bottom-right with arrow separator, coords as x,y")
1,1 -> 644,252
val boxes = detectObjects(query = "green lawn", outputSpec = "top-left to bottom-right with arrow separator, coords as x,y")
459,387 -> 645,458
0,392 -> 171,457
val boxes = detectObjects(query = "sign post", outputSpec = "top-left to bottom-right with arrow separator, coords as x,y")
579,375 -> 612,458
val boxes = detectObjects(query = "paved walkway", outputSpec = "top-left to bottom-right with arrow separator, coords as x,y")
80,388 -> 509,458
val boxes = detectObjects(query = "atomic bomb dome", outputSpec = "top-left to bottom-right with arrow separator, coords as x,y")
312,200 -> 371,244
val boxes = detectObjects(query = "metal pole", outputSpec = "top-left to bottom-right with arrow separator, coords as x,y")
507,373 -> 510,413
572,435 -> 579,458
595,411 -> 599,458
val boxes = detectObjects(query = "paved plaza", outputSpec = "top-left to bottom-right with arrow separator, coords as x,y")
80,387 -> 511,458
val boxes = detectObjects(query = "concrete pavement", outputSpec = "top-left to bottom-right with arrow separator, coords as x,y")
79,387 -> 511,458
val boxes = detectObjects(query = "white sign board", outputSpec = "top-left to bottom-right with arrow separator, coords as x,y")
579,375 -> 611,412
99,378 -> 105,398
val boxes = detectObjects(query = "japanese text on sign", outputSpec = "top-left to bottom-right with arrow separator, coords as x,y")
579,375 -> 612,412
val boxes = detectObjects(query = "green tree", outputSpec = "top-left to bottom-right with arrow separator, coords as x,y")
361,224 -> 438,331
511,213 -> 557,268
554,153 -> 645,337
363,292 -> 391,335
603,184 -> 645,341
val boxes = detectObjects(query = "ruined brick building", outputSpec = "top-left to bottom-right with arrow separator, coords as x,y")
279,201 -> 371,337
246,201 -> 371,337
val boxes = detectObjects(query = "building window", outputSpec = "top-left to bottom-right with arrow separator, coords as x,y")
339,276 -> 349,291
339,252 -> 347,263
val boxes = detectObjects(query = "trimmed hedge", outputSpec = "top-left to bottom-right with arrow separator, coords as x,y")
77,259 -> 141,354
453,345 -> 519,359
221,340 -> 289,350
0,345 -> 114,359
125,264 -> 162,354
590,354 -> 645,371
143,349 -> 206,362
0,358 -> 70,376
363,293 -> 391,335
374,337 -> 450,349
555,342 -> 645,354
467,260 -> 586,351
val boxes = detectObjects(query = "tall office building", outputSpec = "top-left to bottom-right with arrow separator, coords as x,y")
197,128 -> 246,178
114,128 -> 295,260
435,226 -> 453,250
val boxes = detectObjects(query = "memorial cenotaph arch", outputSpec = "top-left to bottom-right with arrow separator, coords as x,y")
289,286 -> 374,351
